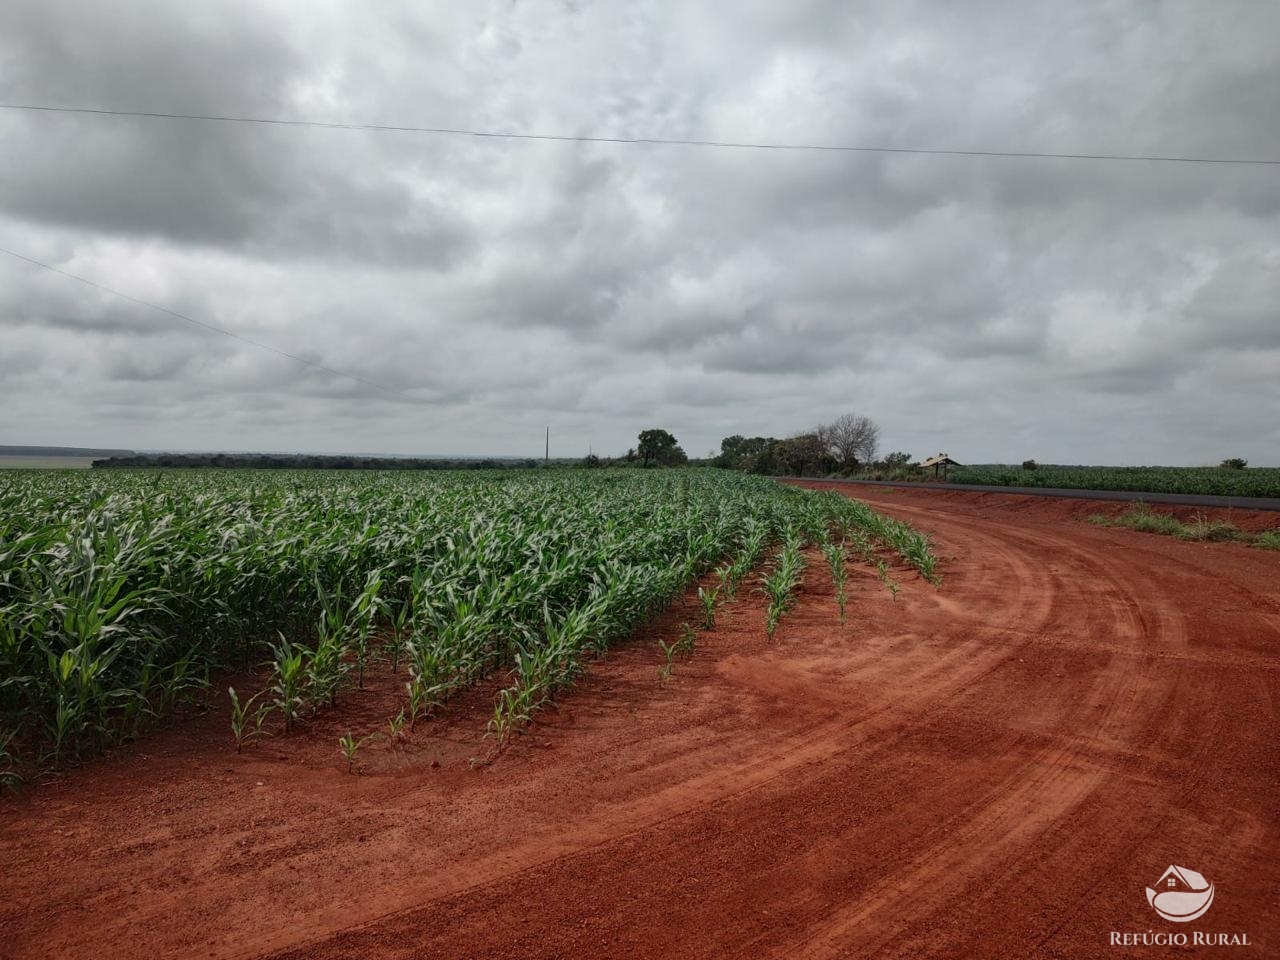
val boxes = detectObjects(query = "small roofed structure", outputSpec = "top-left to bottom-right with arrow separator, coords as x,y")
920,453 -> 961,479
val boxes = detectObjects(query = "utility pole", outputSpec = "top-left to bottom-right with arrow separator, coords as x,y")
545,427 -> 549,464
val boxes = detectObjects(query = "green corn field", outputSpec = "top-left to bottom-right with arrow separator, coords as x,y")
949,464 -> 1280,498
0,468 -> 937,776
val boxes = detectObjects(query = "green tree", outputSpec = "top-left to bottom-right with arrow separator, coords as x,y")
717,435 -> 748,467
637,429 -> 687,468
716,435 -> 777,472
773,433 -> 835,476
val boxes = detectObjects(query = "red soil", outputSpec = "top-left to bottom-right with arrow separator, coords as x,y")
814,483 -> 1280,533
2,485 -> 1278,959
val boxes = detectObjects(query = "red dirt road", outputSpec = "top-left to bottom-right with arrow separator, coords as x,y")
2,487 -> 1277,958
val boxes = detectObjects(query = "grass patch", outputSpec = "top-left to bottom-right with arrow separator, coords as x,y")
1253,530 -> 1280,551
1104,503 -> 1188,536
1092,503 -> 1280,549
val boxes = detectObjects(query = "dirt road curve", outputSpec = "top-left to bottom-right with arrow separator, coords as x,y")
2,487 -> 1277,959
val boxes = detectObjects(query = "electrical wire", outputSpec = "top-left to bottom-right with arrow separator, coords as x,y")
2,102 -> 1277,166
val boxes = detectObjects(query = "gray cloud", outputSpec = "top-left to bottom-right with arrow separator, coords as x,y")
1,0 -> 1278,464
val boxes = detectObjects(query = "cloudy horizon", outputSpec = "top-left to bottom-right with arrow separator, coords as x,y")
2,1 -> 1278,465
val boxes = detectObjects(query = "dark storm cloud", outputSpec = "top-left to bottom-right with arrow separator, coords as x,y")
0,4 -> 476,267
1,0 -> 1278,463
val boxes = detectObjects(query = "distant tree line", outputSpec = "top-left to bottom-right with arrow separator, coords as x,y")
713,413 -> 894,477
95,418 -> 918,478
92,453 -> 561,471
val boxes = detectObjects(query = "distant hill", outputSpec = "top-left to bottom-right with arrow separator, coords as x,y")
0,445 -> 136,458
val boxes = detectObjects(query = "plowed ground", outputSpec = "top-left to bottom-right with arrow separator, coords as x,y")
2,485 -> 1277,959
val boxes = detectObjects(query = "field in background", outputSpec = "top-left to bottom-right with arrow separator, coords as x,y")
949,463 -> 1280,498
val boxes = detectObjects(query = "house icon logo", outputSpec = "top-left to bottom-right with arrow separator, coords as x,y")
1146,865 -> 1215,922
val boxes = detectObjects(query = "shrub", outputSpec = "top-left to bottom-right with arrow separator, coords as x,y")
1177,514 -> 1241,543
1220,458 -> 1248,470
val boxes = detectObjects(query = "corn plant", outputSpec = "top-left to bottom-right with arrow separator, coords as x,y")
384,592 -> 412,673
875,559 -> 900,600
762,531 -> 805,641
657,639 -> 678,683
338,731 -> 381,773
484,688 -> 529,753
386,710 -> 406,744
901,531 -> 940,584
348,568 -> 384,689
697,585 -> 718,630
823,541 -> 849,624
675,622 -> 697,657
227,686 -> 271,753
405,676 -> 427,731
714,562 -> 735,599
307,621 -> 346,713
267,633 -> 308,732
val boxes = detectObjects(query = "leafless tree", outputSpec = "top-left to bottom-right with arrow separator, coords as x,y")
819,413 -> 880,467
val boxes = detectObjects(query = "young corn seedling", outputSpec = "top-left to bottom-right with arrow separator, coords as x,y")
823,541 -> 849,624
761,533 -> 805,641
267,632 -> 309,732
227,686 -> 271,753
307,618 -> 347,711
484,687 -> 530,754
386,710 -> 406,744
675,622 -> 697,657
338,731 -> 381,774
874,559 -> 900,600
697,585 -> 718,630
656,639 -> 678,683
309,580 -> 350,708
714,562 -> 735,599
901,531 -> 941,584
405,675 -> 427,731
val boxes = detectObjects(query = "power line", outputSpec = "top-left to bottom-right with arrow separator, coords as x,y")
0,245 -> 431,406
2,101 -> 1278,166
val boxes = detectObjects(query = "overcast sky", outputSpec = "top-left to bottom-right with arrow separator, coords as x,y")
2,1 -> 1278,464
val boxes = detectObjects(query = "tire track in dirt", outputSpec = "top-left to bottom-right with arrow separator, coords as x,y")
781,486 -> 1279,958
777,508 -> 1174,957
